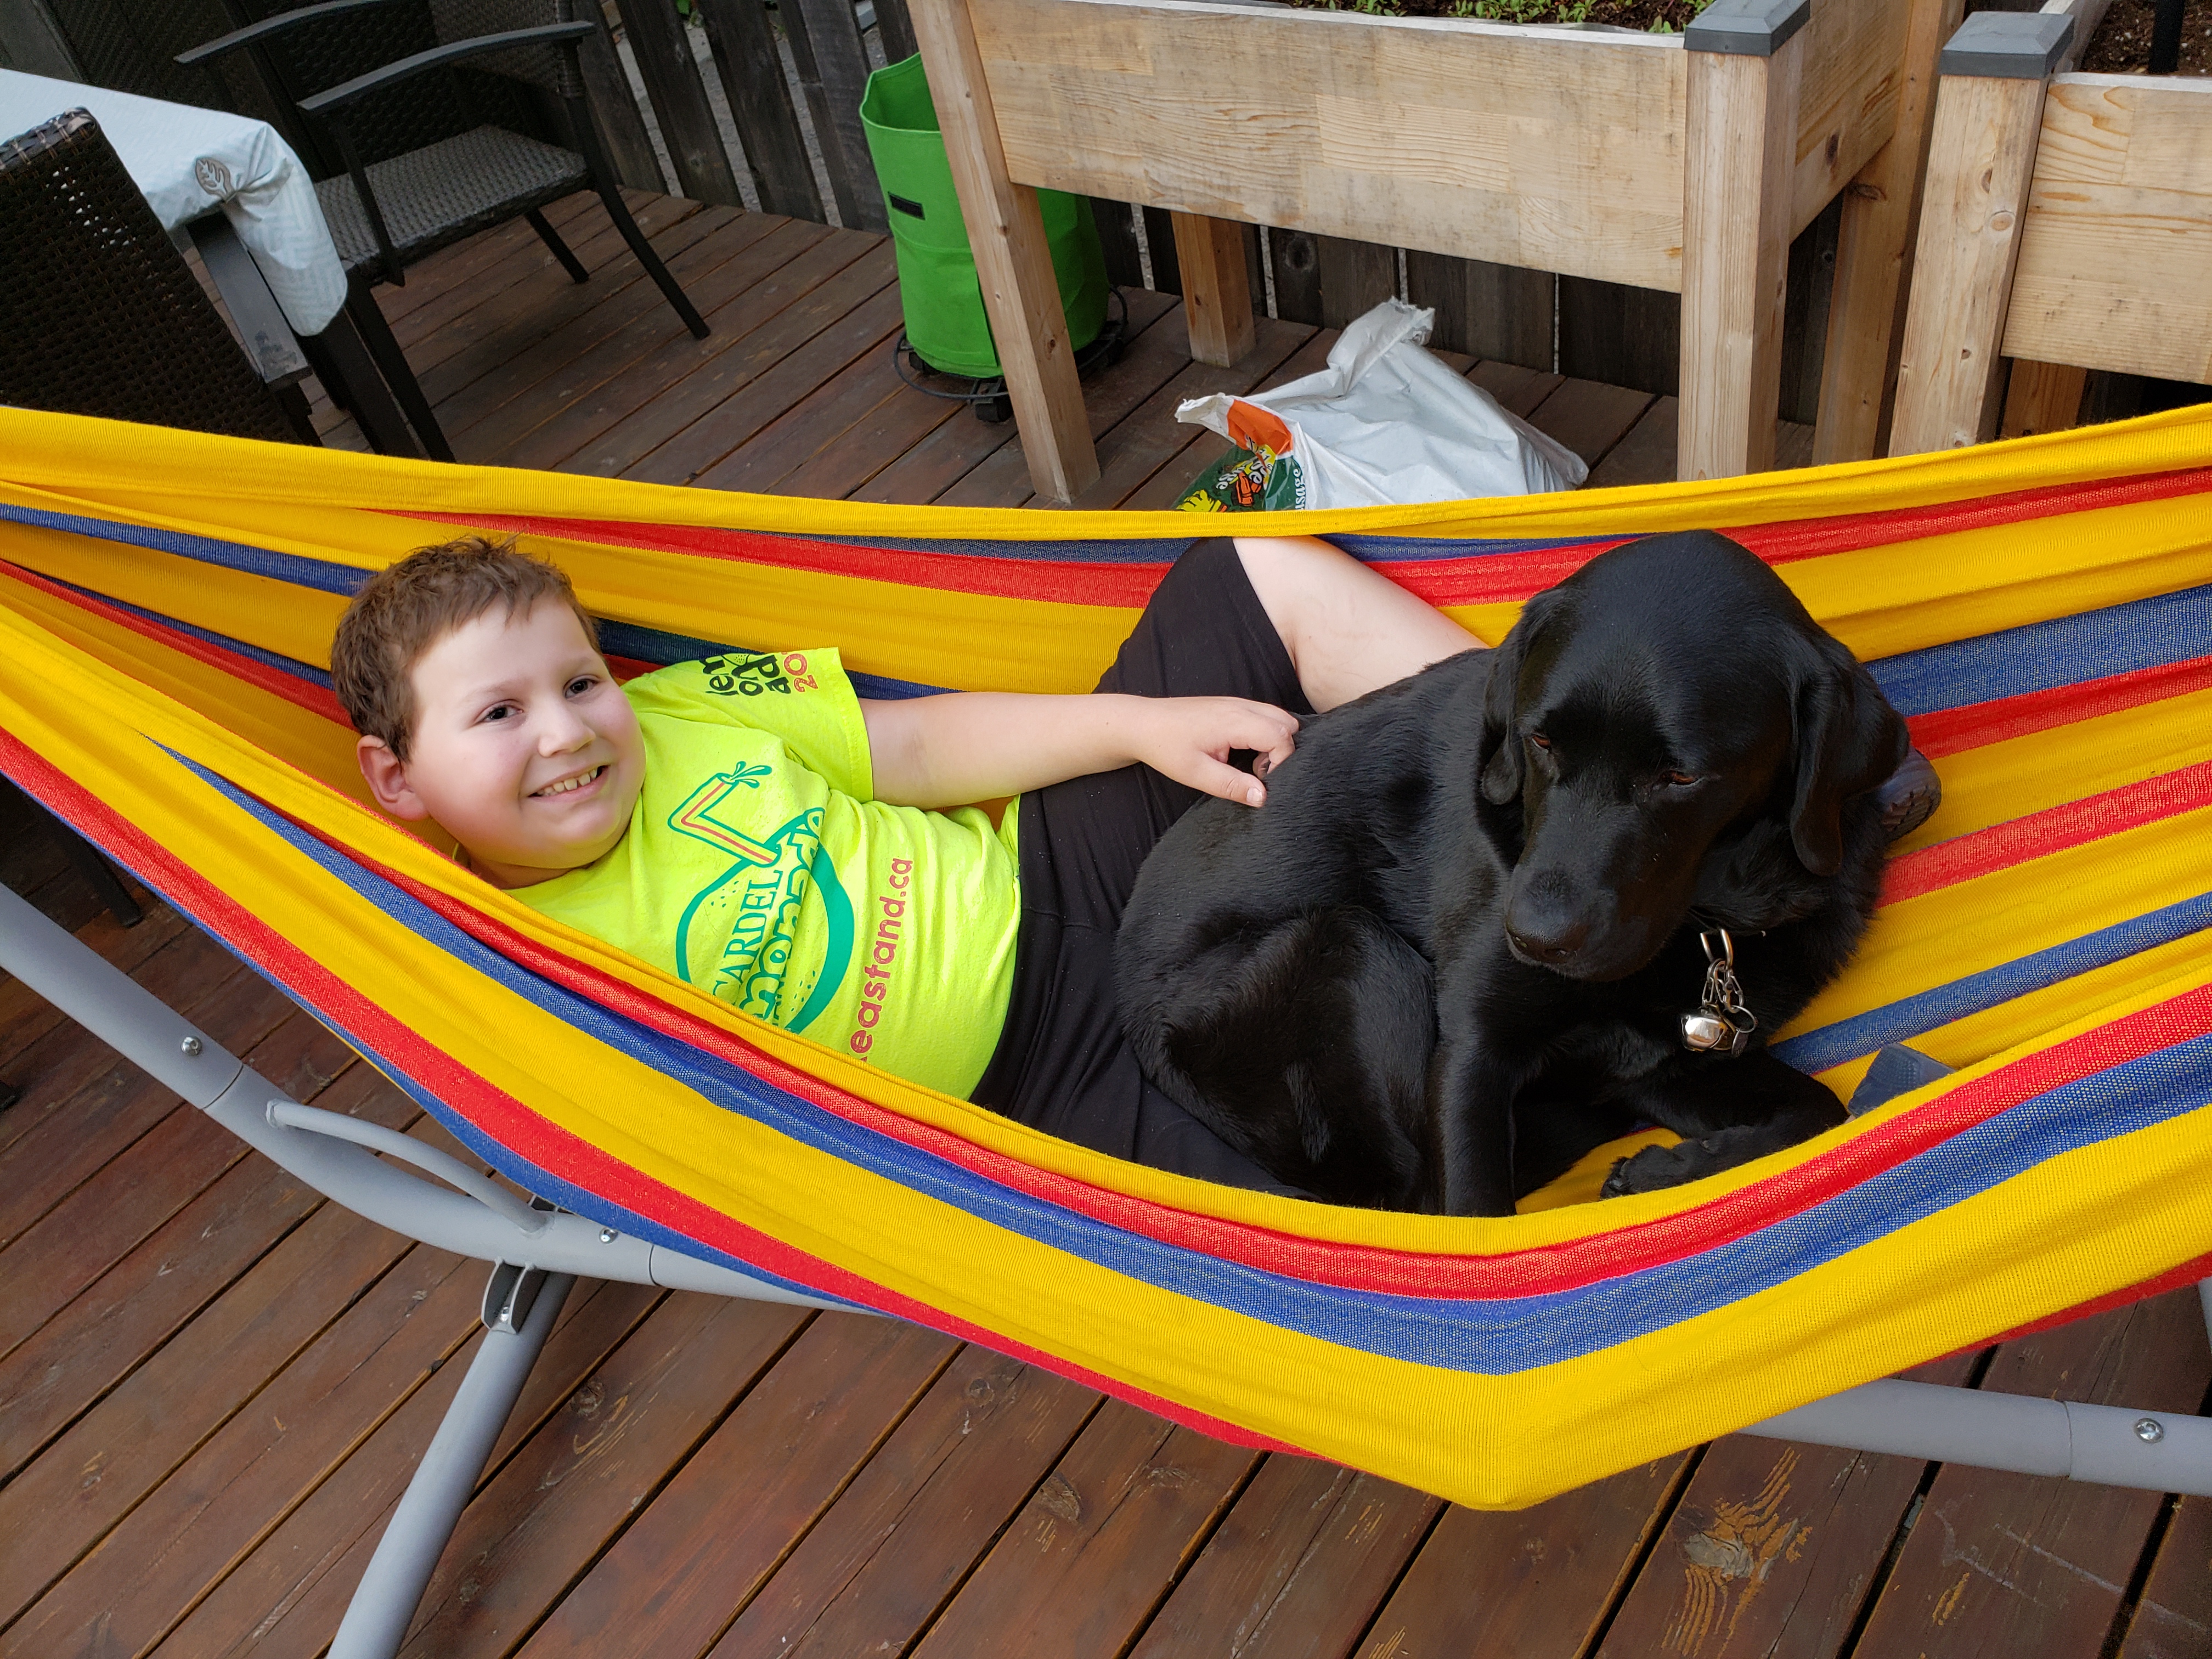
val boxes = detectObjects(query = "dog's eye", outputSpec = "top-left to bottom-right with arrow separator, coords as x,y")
1662,770 -> 1699,787
1527,732 -> 1552,752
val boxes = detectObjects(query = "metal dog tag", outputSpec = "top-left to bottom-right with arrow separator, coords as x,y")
1681,929 -> 1757,1057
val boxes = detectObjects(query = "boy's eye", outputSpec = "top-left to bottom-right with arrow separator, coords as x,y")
482,703 -> 517,723
566,675 -> 597,697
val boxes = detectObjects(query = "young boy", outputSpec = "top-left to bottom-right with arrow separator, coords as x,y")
333,534 -> 1480,1194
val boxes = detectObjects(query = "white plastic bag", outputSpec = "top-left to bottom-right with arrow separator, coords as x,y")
1174,298 -> 1587,511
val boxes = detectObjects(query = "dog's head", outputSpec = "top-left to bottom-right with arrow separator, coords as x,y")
1476,531 -> 1905,981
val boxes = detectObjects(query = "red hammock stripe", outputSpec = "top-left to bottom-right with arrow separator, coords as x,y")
410,465 -> 2212,614
1909,654 -> 2212,759
1722,464 -> 2212,565
1882,759 -> 2212,906
0,558 -> 350,727
407,514 -> 1173,609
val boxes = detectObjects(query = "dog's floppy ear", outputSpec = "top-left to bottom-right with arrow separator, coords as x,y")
1788,633 -> 1908,875
1478,588 -> 1559,805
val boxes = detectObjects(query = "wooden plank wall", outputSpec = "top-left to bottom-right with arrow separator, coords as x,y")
606,0 -> 921,221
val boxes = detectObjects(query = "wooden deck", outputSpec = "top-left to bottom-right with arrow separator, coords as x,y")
4,189 -> 2209,1659
302,188 -> 1753,498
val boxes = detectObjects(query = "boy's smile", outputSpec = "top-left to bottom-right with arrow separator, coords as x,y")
356,599 -> 645,889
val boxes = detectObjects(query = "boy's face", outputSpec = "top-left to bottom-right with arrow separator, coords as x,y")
356,598 -> 644,889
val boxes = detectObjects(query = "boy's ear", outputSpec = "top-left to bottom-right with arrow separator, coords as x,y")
357,735 -> 431,821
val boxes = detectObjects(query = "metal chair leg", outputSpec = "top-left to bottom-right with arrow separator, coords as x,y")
562,87 -> 709,340
328,1265 -> 573,1659
594,184 -> 709,339
303,308 -> 426,459
345,281 -> 455,462
58,822 -> 142,929
274,382 -> 324,446
16,784 -> 142,928
527,207 -> 590,284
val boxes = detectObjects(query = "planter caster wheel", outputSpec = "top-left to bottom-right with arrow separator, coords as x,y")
976,394 -> 1014,424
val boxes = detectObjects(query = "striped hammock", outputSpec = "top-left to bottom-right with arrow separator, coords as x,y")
2,404 -> 2208,1512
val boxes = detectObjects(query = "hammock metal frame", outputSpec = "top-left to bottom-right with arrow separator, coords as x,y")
7,877 -> 2210,1659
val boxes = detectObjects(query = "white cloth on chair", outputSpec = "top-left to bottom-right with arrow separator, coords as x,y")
0,67 -> 347,334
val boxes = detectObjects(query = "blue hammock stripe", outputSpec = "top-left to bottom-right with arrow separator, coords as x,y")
763,532 -> 1605,565
1870,583 -> 2212,718
1328,532 -> 1606,562
30,520 -> 2212,730
0,500 -> 370,596
1775,889 -> 2212,1073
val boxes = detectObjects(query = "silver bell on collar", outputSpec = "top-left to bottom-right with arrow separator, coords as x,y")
1681,928 -> 1758,1057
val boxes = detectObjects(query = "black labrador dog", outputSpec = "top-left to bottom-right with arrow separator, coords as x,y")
1114,531 -> 1914,1215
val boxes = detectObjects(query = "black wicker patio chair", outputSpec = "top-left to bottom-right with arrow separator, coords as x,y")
0,109 -> 314,447
178,0 -> 711,464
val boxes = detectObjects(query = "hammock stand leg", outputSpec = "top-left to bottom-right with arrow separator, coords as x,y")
329,1263 -> 574,1659
0,881 -> 847,1310
1741,1362 -> 2212,1492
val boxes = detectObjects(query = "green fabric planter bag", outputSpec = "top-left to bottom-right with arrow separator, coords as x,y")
859,54 -> 1108,380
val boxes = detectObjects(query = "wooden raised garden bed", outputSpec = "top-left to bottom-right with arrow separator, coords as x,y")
1891,0 -> 2212,451
907,0 -> 1957,499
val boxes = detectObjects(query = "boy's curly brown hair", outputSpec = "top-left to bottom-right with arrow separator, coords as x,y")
331,535 -> 600,761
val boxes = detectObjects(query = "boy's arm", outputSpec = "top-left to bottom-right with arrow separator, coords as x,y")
859,693 -> 1299,810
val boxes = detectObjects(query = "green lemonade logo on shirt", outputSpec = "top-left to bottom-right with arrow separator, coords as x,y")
667,763 -> 855,1031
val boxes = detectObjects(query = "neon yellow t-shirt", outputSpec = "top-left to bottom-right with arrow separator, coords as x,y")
518,649 -> 1021,1098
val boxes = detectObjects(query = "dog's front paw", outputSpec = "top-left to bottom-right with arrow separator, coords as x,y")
1602,1142 -> 1696,1197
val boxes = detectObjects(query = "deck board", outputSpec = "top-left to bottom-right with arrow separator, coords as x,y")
1355,1452 -> 1698,1657
1848,1293 -> 2209,1659
513,1314 -> 956,1659
1124,1458 -> 1443,1659
905,1398 -> 1263,1659
1592,1350 -> 1982,1659
706,1350 -> 1100,1659
436,210 -> 758,457
0,191 -> 2172,1659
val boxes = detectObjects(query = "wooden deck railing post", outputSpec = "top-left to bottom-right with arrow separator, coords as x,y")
1170,212 -> 1256,366
1888,12 -> 2072,456
908,0 -> 1100,500
1809,0 -> 1963,462
1678,0 -> 1811,482
789,0 -> 890,232
577,18 -> 669,193
606,0 -> 747,207
694,0 -> 827,221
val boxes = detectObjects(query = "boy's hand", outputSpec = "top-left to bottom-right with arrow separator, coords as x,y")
1131,697 -> 1299,808
861,691 -> 1297,810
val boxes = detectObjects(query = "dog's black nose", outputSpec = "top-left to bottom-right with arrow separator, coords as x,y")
1506,921 -> 1587,964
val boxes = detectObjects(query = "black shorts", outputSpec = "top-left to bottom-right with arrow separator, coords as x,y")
969,538 -> 1314,1194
